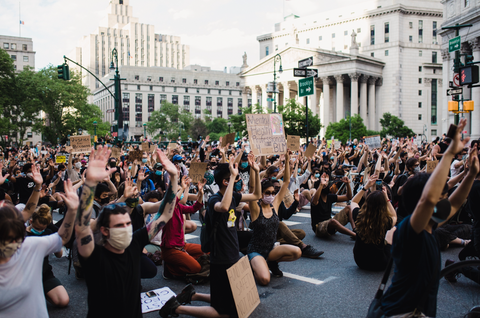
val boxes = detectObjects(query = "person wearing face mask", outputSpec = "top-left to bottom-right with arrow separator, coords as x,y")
392,158 -> 420,222
92,183 -> 111,219
246,151 -> 301,285
66,151 -> 82,183
238,152 -> 251,195
9,163 -> 37,204
26,204 -> 70,308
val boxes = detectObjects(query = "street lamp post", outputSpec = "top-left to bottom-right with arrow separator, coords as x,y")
78,128 -> 83,136
228,122 -> 231,133
143,123 -> 147,141
273,54 -> 283,113
93,121 -> 97,147
109,48 -> 125,145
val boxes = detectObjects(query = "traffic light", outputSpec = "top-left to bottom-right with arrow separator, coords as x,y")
460,65 -> 479,85
57,63 -> 70,81
448,101 -> 459,112
465,54 -> 474,65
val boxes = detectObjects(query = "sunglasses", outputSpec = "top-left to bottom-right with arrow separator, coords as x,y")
264,191 -> 278,196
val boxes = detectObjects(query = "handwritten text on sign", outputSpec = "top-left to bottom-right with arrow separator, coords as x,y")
70,135 -> 92,154
246,114 -> 286,156
365,135 -> 381,150
140,287 -> 176,313
287,135 -> 300,152
189,162 -> 208,183
227,256 -> 260,318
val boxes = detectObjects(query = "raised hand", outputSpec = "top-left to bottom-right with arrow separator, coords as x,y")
85,146 -> 114,185
0,171 -> 10,185
229,160 -> 239,178
137,167 -> 147,182
123,178 -> 136,198
447,119 -> 470,156
366,174 -> 378,189
467,145 -> 479,177
198,178 -> 206,192
320,173 -> 329,187
248,153 -> 259,172
341,176 -> 350,184
31,163 -> 43,186
58,179 -> 80,211
156,148 -> 176,176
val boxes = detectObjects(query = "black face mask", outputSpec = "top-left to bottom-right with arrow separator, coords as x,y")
109,162 -> 117,168
100,197 -> 110,205
321,187 -> 330,195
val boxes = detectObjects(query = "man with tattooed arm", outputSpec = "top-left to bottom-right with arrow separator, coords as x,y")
75,145 -> 178,318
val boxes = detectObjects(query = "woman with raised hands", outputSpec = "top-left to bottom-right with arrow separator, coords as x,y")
0,174 -> 79,317
247,150 -> 301,285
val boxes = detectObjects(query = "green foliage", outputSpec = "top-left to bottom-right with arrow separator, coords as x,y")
146,102 -> 194,141
366,130 -> 381,137
379,113 -> 415,138
325,114 -> 367,143
278,99 -> 322,138
189,118 -> 209,140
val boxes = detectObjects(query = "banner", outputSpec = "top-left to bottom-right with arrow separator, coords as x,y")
286,135 -> 300,152
70,135 -> 92,154
246,114 -> 286,156
365,135 -> 381,150
227,256 -> 260,318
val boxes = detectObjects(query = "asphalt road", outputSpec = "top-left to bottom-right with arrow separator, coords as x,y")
47,207 -> 480,318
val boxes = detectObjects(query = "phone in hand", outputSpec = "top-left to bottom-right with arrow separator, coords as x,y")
376,180 -> 383,191
447,124 -> 457,139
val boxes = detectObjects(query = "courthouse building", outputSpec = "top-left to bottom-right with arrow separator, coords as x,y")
243,0 -> 444,138
68,0 -> 190,98
439,0 -> 480,140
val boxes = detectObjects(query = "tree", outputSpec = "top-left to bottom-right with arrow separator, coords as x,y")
379,112 -> 415,138
325,114 -> 367,143
207,117 -> 229,141
278,99 -> 322,139
146,101 -> 194,141
189,118 -> 209,140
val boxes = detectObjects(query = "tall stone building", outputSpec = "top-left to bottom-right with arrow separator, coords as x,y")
68,0 -> 190,97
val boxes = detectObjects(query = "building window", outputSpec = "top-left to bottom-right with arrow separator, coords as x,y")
431,129 -> 437,136
419,50 -> 422,57
173,87 -> 177,93
236,82 -> 240,87
22,44 -> 27,50
23,56 -> 28,62
332,33 -> 335,39
419,78 -> 422,84
206,97 -> 212,107
135,93 -> 142,112
385,50 -> 389,56
172,95 -> 178,105
217,97 -> 223,106
370,25 -> 375,45
162,86 -> 165,92
135,75 -> 139,80
182,78 -> 187,84
3,43 -> 9,49
171,77 -> 175,83
194,79 -> 198,84
27,132 -> 33,138
344,30 -> 348,36
184,96 -> 190,110
357,28 -> 361,33
419,66 -> 422,72
149,86 -> 153,91
137,85 -> 140,90
135,113 -> 142,126
159,77 -> 163,82
319,36 -> 322,41
147,76 -> 152,82
123,92 -> 130,103
409,35 -> 413,42
208,89 -> 211,94
226,81 -> 230,86
266,46 -> 269,56
228,98 -> 233,115
418,90 -> 422,96
465,0 -> 470,7
185,88 -> 188,93
215,81 -> 219,86
418,114 -> 422,120
160,94 -> 167,104
384,22 -> 390,43
148,94 -> 154,112
205,80 -> 209,85
418,102 -> 422,108
306,38 -> 310,44
275,44 -> 278,51
11,55 -> 16,61
195,96 -> 201,106
409,22 -> 413,29
431,79 -> 437,124
432,51 -> 437,63
11,44 -> 16,50
371,52 -> 374,57
238,99 -> 242,108
418,20 -> 423,43
433,21 -> 437,43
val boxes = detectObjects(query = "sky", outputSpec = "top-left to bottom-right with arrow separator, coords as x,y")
0,0 -> 370,72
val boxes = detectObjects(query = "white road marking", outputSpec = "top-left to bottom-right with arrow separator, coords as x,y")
283,273 -> 338,285
184,234 -> 199,241
293,213 -> 311,218
282,220 -> 301,226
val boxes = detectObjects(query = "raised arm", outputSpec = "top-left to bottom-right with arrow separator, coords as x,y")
57,180 -> 79,246
21,164 -> 43,222
273,150 -> 291,210
214,160 -> 238,212
337,176 -> 353,202
312,174 -> 329,206
241,153 -> 262,202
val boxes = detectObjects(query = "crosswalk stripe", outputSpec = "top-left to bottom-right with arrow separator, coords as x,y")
184,234 -> 199,241
283,273 -> 338,285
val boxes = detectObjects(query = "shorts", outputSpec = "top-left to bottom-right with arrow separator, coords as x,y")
248,252 -> 265,261
315,207 -> 350,238
144,243 -> 162,254
210,263 -> 238,318
43,274 -> 62,294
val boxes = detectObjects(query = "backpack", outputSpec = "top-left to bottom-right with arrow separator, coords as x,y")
200,193 -> 221,254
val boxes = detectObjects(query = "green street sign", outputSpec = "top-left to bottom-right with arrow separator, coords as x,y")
449,36 -> 461,53
299,77 -> 314,97
267,98 -> 275,102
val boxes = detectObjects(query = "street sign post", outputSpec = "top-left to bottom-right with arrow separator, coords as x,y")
446,88 -> 463,96
449,36 -> 461,53
299,77 -> 314,97
293,68 -> 318,78
298,57 -> 313,68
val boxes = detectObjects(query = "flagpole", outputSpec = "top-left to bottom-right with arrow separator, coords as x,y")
19,1 -> 21,37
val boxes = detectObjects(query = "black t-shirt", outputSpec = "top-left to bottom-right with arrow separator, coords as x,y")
468,180 -> 480,229
14,177 -> 35,204
310,194 -> 338,232
131,205 -> 146,232
208,191 -> 242,264
79,227 -> 149,318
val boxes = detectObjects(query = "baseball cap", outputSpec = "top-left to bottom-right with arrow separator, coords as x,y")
172,154 -> 183,162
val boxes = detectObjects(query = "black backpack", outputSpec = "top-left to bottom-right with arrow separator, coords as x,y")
200,193 -> 221,254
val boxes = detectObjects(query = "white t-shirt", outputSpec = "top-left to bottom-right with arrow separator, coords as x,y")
0,233 -> 62,318
450,159 -> 463,178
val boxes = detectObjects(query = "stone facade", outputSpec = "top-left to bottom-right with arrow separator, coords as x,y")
92,65 -> 243,139
440,0 -> 480,140
253,0 -> 443,138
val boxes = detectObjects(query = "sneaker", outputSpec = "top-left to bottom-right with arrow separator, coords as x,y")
163,266 -> 175,280
301,245 -> 324,259
444,259 -> 459,283
176,284 -> 196,305
158,296 -> 180,318
267,261 -> 283,278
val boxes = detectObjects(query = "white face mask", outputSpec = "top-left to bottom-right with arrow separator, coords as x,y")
26,173 -> 33,178
106,226 -> 132,250
75,162 -> 82,169
262,195 -> 275,205
0,241 -> 22,259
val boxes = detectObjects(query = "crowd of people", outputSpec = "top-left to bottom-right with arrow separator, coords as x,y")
0,119 -> 479,318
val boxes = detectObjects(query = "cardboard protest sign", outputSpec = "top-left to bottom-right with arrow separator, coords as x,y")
334,140 -> 341,148
70,135 -> 92,154
427,160 -> 439,173
56,155 -> 66,164
141,142 -> 150,153
221,133 -> 236,147
129,150 -> 143,162
189,162 -> 208,183
227,256 -> 260,318
140,287 -> 176,313
65,146 -> 73,153
168,143 -> 177,151
286,135 -> 300,152
111,147 -> 121,159
304,144 -> 317,158
246,114 -> 286,156
365,135 -> 381,150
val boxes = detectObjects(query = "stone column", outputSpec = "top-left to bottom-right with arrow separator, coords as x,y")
334,75 -> 344,122
241,88 -> 249,114
251,86 -> 258,108
368,77 -> 377,130
261,84 -> 269,111
469,38 -> 480,139
282,81 -> 290,104
360,75 -> 368,120
349,73 -> 360,116
321,76 -> 331,135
